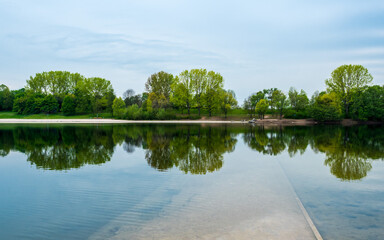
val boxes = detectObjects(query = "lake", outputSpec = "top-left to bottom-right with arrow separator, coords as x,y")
0,124 -> 383,239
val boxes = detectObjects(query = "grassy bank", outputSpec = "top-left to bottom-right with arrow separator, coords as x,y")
0,111 -> 112,119
0,109 -> 251,120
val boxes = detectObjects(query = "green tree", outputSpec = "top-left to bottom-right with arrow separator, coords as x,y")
171,72 -> 194,115
0,84 -> 14,111
220,89 -> 238,118
255,99 -> 269,119
203,71 -> 224,117
21,92 -> 45,114
325,64 -> 373,117
26,71 -> 85,105
74,81 -> 92,114
146,98 -> 153,113
40,95 -> 59,114
243,98 -> 254,118
112,97 -> 126,119
191,69 -> 207,116
86,77 -> 114,115
145,71 -> 173,108
310,92 -> 342,121
288,87 -> 309,112
271,90 -> 288,119
123,89 -> 143,107
26,72 -> 49,94
61,94 -> 76,115
244,91 -> 266,117
350,85 -> 384,121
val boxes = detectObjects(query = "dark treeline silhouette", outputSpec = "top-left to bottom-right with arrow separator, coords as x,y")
0,124 -> 383,179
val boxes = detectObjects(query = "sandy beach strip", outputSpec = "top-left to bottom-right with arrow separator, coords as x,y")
0,119 -> 245,124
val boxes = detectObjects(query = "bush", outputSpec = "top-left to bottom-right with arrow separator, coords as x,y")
310,92 -> 342,121
112,97 -> 126,119
125,104 -> 140,120
13,97 -> 26,114
156,108 -> 176,120
284,109 -> 310,119
350,85 -> 384,121
61,94 -> 76,115
23,94 -> 44,115
41,95 -> 59,114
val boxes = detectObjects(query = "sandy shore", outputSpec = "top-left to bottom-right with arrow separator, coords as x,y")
0,118 -> 317,125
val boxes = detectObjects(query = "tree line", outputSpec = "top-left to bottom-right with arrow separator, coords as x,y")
112,69 -> 238,120
1,71 -> 115,116
243,64 -> 384,121
0,64 -> 383,121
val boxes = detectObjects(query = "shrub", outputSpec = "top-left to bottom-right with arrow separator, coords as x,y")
112,97 -> 126,119
310,92 -> 342,121
41,95 -> 59,114
61,94 -> 76,116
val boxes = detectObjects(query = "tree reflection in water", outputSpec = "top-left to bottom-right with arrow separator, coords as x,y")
0,124 -> 383,179
243,125 -> 384,180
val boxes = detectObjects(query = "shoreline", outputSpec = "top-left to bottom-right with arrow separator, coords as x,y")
0,118 -> 315,125
0,118 -> 381,126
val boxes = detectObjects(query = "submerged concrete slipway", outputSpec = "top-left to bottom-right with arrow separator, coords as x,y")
1,123 -> 383,239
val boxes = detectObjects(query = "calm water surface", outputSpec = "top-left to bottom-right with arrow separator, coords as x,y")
0,124 -> 383,239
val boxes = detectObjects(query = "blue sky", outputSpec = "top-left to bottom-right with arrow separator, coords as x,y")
1,0 -> 384,101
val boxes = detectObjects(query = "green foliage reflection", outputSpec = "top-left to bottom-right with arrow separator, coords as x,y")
0,124 -> 383,179
0,124 -> 237,174
243,125 -> 384,181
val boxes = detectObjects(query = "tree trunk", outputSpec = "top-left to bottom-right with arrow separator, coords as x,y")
345,103 -> 349,117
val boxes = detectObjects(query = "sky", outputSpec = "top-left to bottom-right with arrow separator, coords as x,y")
0,0 -> 384,102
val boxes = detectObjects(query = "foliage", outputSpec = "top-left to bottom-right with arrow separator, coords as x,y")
0,84 -> 14,111
203,71 -> 224,116
255,99 -> 269,119
220,89 -> 238,118
145,71 -> 173,109
25,72 -> 115,115
148,92 -> 167,109
13,92 -> 47,115
26,71 -> 84,103
325,64 -> 373,117
310,92 -> 342,121
40,95 -> 59,114
61,94 -> 76,116
123,89 -> 144,107
190,69 -> 207,116
112,97 -> 126,119
2,65 -> 383,121
350,85 -> 384,121
284,109 -> 309,119
271,90 -> 288,119
171,72 -> 194,115
288,87 -> 309,112
74,86 -> 92,114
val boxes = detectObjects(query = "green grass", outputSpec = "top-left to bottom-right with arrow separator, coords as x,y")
0,109 -> 251,120
0,111 -> 112,119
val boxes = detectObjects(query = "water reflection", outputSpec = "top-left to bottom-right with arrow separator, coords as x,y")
243,125 -> 384,181
110,125 -> 237,174
0,124 -> 383,179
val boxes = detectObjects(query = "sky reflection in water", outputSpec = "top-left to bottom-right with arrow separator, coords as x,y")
0,124 -> 383,239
